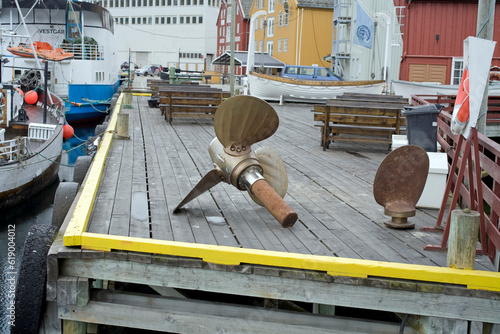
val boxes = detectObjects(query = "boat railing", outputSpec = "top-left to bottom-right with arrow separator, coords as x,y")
59,42 -> 104,61
0,136 -> 29,163
411,94 -> 500,265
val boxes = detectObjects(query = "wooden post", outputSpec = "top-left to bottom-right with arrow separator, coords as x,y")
123,92 -> 133,109
116,113 -> 130,139
447,209 -> 480,269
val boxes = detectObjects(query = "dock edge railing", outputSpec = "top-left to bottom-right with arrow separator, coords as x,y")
411,94 -> 500,268
61,92 -> 500,292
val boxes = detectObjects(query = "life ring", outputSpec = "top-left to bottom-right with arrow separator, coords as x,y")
490,71 -> 500,82
451,67 -> 470,135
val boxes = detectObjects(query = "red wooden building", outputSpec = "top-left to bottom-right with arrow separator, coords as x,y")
396,0 -> 500,85
215,0 -> 253,75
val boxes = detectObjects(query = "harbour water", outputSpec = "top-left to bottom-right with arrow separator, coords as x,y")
0,122 -> 98,333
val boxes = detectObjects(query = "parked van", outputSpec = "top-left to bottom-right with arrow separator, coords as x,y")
281,65 -> 343,81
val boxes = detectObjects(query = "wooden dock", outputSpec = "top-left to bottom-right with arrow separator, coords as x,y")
45,88 -> 500,333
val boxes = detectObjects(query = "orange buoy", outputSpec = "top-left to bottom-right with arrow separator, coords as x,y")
451,67 -> 470,134
63,124 -> 74,139
24,90 -> 38,105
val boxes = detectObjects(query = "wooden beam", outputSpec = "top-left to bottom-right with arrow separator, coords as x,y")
60,258 -> 500,324
58,290 -> 417,334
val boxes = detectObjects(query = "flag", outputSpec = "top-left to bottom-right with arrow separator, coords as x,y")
353,2 -> 374,49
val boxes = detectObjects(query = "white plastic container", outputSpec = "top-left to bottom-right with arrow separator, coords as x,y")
391,134 -> 408,150
417,152 -> 448,209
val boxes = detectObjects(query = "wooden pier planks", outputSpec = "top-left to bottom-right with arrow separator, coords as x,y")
85,94 -> 494,271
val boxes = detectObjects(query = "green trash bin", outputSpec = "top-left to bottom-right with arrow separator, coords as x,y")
402,104 -> 443,152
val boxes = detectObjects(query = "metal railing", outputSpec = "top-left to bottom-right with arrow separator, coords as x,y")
0,137 -> 29,163
59,43 -> 104,60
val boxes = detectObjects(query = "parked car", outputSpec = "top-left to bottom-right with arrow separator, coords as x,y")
280,65 -> 343,81
135,64 -> 161,76
120,61 -> 138,70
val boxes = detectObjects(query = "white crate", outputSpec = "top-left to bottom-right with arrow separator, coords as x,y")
28,123 -> 57,141
417,152 -> 449,209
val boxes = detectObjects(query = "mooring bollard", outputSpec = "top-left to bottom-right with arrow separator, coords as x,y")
447,208 -> 480,270
123,92 -> 133,109
115,113 -> 130,139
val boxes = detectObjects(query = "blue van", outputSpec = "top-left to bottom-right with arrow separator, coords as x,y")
281,65 -> 343,81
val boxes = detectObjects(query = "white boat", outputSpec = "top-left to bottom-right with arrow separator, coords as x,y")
0,78 -> 65,209
247,71 -> 386,103
1,0 -> 119,124
392,79 -> 500,100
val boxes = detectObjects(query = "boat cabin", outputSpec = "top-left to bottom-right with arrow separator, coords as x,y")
280,65 -> 343,81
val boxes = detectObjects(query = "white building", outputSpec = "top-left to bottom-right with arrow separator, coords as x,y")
98,0 -> 222,71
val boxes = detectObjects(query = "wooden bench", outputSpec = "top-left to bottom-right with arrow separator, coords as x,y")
313,93 -> 409,150
158,87 -> 231,124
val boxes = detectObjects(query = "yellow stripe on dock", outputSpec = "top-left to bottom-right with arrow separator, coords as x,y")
64,93 -> 123,246
64,92 -> 500,293
78,232 -> 500,291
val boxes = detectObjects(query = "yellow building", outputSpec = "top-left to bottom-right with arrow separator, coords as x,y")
249,0 -> 335,69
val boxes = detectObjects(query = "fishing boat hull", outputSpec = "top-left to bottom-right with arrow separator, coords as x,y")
392,80 -> 500,99
0,87 -> 64,209
247,72 -> 385,103
0,127 -> 62,209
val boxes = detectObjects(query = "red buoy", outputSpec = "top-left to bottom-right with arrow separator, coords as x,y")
24,90 -> 38,105
63,124 -> 74,139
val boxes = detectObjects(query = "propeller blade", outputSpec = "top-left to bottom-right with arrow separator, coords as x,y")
214,96 -> 279,151
249,146 -> 288,206
173,169 -> 224,213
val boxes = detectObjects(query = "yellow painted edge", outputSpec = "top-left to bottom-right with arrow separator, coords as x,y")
80,232 -> 500,292
63,94 -> 124,246
133,93 -> 152,96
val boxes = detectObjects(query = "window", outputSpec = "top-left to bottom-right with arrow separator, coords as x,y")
284,13 -> 288,26
267,17 -> 274,37
125,17 -> 129,24
451,58 -> 464,85
284,38 -> 288,52
267,41 -> 273,56
155,17 -> 159,24
278,12 -> 283,27
278,39 -> 281,52
260,17 -> 264,29
192,16 -> 197,23
268,0 -> 274,13
259,41 -> 263,52
198,16 -> 203,23
186,16 -> 190,23
237,23 -> 240,33
132,17 -> 136,24
180,16 -> 184,23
